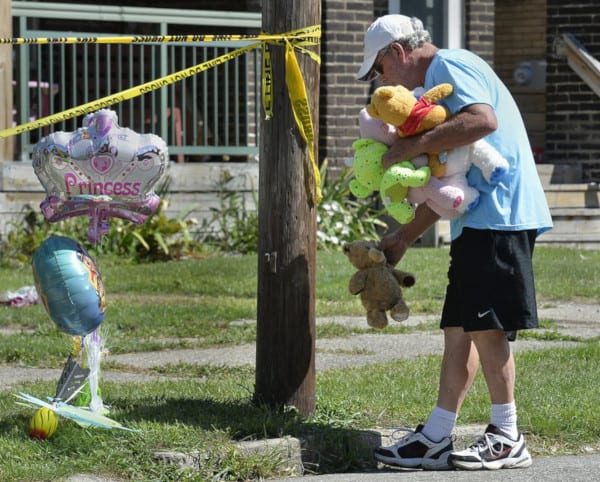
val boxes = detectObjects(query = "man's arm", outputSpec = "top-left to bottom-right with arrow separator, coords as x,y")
382,103 -> 497,169
380,203 -> 441,266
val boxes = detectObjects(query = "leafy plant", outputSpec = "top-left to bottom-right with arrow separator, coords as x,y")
0,205 -> 89,267
316,160 -> 388,250
98,199 -> 206,262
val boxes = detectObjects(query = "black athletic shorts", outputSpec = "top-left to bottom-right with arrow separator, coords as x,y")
440,228 -> 539,341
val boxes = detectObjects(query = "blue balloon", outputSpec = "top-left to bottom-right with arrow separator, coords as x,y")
32,236 -> 106,336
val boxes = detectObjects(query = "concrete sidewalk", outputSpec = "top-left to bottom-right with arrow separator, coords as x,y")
271,453 -> 600,482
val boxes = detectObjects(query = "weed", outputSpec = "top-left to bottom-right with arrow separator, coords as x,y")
198,170 -> 259,254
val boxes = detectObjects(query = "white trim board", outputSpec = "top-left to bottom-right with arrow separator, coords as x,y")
563,33 -> 600,98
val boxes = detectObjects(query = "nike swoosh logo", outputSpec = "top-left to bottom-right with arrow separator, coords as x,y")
477,309 -> 492,318
487,446 -> 513,461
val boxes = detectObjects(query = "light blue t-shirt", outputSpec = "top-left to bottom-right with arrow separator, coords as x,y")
424,49 -> 553,240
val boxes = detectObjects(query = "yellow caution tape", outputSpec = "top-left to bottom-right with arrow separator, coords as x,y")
0,25 -> 321,45
1,25 -> 322,202
262,42 -> 273,120
0,41 -> 260,138
283,38 -> 321,203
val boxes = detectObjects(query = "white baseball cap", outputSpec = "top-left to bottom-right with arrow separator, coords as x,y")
356,15 -> 421,81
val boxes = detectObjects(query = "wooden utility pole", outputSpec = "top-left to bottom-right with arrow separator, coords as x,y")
0,0 -> 12,161
254,0 -> 321,416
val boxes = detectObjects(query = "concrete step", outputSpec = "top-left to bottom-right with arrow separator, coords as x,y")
542,207 -> 600,247
548,208 -> 600,232
544,183 -> 600,209
436,206 -> 600,248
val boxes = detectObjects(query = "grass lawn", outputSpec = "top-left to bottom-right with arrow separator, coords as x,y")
0,245 -> 599,480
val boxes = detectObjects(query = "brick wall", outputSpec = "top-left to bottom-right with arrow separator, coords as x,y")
495,0 -> 546,83
546,0 -> 600,179
465,0 -> 495,64
495,0 -> 547,156
318,1 -> 377,168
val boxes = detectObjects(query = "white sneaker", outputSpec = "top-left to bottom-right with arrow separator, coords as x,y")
374,424 -> 454,470
449,424 -> 533,470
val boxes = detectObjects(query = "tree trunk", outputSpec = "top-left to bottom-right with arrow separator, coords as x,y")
255,0 -> 321,416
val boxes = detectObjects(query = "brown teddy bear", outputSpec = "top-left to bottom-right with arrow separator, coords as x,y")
343,239 -> 415,329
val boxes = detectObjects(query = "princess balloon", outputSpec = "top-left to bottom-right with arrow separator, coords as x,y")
32,109 -> 168,243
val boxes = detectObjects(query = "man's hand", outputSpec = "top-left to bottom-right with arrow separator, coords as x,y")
382,136 -> 422,170
380,230 -> 410,266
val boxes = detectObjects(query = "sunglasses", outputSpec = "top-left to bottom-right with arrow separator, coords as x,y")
371,45 -> 393,77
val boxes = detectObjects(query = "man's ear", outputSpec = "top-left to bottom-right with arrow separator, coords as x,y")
390,42 -> 407,63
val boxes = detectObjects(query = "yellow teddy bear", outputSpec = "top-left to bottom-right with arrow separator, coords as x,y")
366,83 -> 454,178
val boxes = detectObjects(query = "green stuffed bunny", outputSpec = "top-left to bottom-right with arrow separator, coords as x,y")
348,138 -> 430,224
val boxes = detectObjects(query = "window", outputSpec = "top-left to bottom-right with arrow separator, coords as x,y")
388,0 -> 464,49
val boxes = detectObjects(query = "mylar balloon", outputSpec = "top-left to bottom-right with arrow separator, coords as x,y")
32,235 -> 106,336
32,109 -> 168,243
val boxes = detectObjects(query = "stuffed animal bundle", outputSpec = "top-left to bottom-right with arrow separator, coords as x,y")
365,83 -> 510,184
407,153 -> 480,218
354,115 -> 476,219
358,84 -> 510,219
343,239 -> 415,329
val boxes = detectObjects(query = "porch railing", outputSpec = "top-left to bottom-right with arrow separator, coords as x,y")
11,2 -> 262,163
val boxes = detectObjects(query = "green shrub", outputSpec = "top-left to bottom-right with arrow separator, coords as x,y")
199,170 -> 259,255
104,201 -> 206,262
0,198 -> 204,266
0,205 -> 90,267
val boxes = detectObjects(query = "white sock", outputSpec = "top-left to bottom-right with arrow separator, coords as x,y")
491,401 -> 518,440
422,406 -> 457,442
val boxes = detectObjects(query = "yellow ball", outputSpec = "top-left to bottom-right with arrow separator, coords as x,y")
29,407 -> 58,440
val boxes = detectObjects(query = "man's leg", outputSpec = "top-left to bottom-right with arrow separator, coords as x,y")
449,329 -> 532,470
471,329 -> 518,438
373,327 -> 478,470
436,327 -> 480,412
421,327 -> 479,442
469,329 -> 514,404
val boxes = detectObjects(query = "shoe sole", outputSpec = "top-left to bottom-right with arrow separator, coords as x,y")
422,452 -> 454,471
374,452 -> 422,468
374,452 -> 454,471
450,452 -> 532,470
